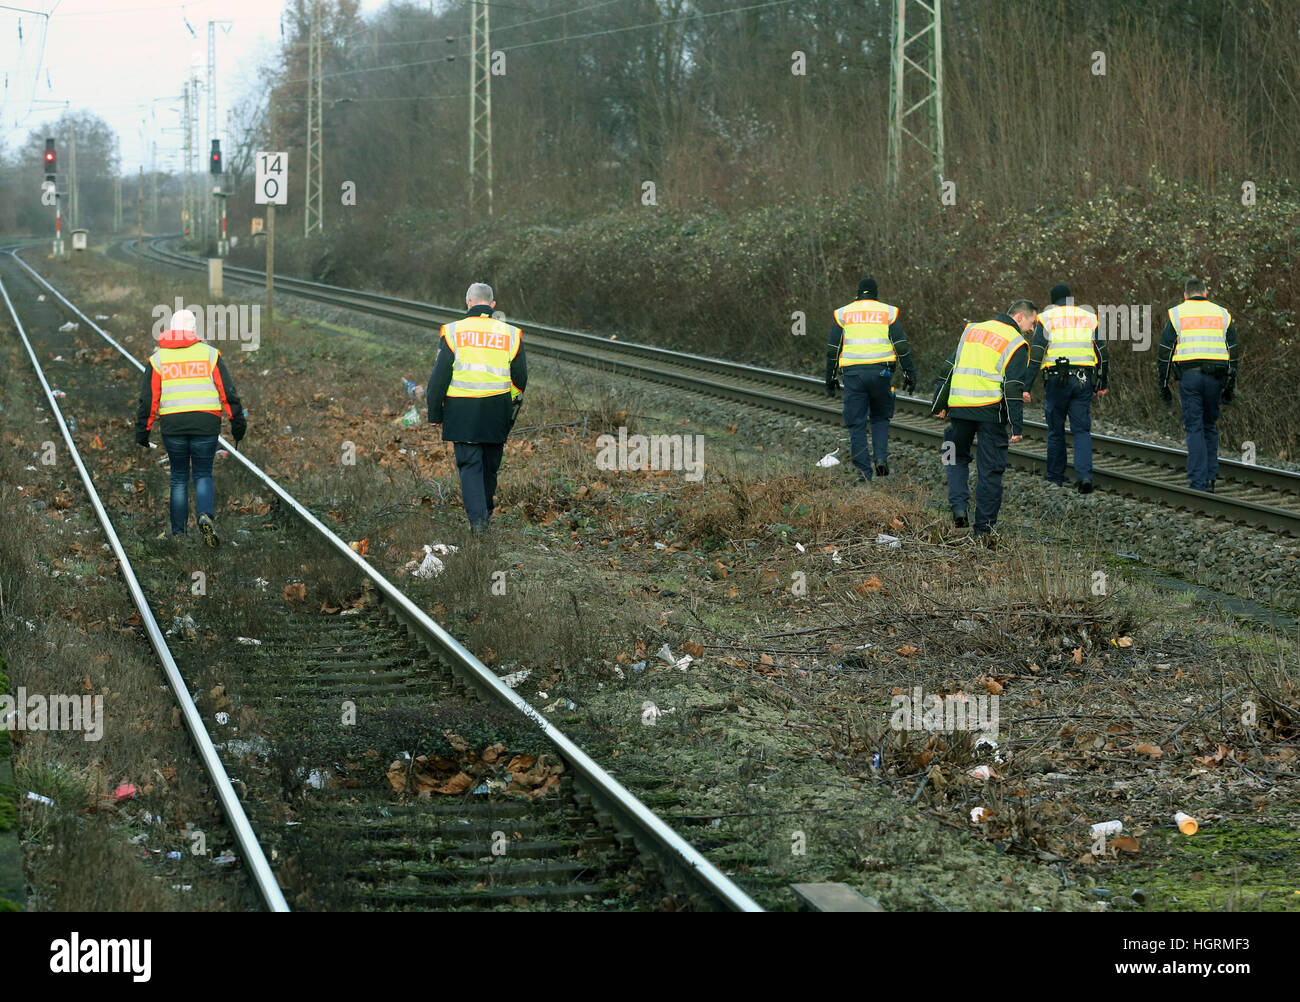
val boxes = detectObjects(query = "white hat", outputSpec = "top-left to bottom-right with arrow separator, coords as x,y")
169,309 -> 197,334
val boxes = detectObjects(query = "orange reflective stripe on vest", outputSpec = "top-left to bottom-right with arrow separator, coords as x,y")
443,316 -> 522,398
151,341 -> 221,414
1170,300 -> 1231,363
834,298 -> 899,367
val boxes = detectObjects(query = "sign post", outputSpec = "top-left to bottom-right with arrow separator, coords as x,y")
255,150 -> 287,325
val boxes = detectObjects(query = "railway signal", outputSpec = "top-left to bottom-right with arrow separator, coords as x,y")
210,139 -> 222,174
44,138 -> 56,181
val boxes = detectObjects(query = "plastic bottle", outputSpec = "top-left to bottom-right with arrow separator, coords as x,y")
1174,811 -> 1198,835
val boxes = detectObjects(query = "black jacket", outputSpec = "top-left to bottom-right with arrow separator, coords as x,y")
929,314 -> 1028,435
426,305 -> 529,444
1024,304 -> 1110,392
134,350 -> 245,441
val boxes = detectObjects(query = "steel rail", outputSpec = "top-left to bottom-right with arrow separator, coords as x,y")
0,251 -> 291,913
13,247 -> 763,913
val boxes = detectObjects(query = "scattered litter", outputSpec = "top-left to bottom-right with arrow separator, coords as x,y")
235,636 -> 262,645
831,549 -> 842,564
171,884 -> 194,892
1175,811 -> 1198,836
113,783 -> 138,802
537,691 -> 548,700
305,769 -> 329,790
253,577 -> 269,589
216,449 -> 229,458
656,643 -> 693,670
402,378 -> 425,398
428,543 -> 458,555
566,699 -> 577,711
542,698 -> 564,713
969,765 -> 993,781
167,614 -> 198,636
25,466 -> 37,472
815,450 -> 841,468
472,782 -> 490,795
37,294 -> 45,302
1090,888 -> 1113,900
974,736 -> 998,753
1090,820 -> 1123,838
260,368 -> 270,376
95,314 -> 110,320
1130,888 -> 1146,904
500,668 -> 531,688
795,542 -> 805,553
630,661 -> 646,673
26,792 -> 55,806
51,389 -> 67,398
970,807 -> 992,823
67,415 -> 77,432
214,712 -> 230,726
58,321 -> 78,332
221,736 -> 272,759
213,853 -> 238,867
875,533 -> 901,548
166,851 -> 183,861
871,753 -> 882,770
653,541 -> 667,550
711,818 -> 722,827
52,354 -> 65,361
393,406 -> 420,427
412,545 -> 445,579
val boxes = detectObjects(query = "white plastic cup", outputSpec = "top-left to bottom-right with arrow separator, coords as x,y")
1090,820 -> 1123,838
1175,811 -> 1198,835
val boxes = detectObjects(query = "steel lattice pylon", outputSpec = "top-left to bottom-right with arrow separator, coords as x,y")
886,0 -> 946,191
305,0 -> 324,237
468,0 -> 493,216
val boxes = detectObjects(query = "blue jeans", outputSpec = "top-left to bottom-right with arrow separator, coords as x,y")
162,434 -> 218,535
453,442 -> 504,529
841,365 -> 896,479
944,418 -> 1009,535
1044,369 -> 1094,482
1179,369 -> 1222,489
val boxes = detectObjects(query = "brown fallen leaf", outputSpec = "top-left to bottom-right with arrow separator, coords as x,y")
283,582 -> 307,606
1072,647 -> 1084,666
1116,636 -> 1134,648
853,576 -> 884,595
981,675 -> 1004,695
1111,836 -> 1140,854
896,644 -> 920,657
505,754 -> 537,773
482,742 -> 507,765
682,641 -> 705,659
444,731 -> 469,752
385,760 -> 407,793
433,771 -> 474,795
1134,743 -> 1163,759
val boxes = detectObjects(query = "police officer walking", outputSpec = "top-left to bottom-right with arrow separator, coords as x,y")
931,300 -> 1034,538
1023,283 -> 1109,493
1158,278 -> 1239,492
134,308 -> 246,546
825,277 -> 916,481
427,283 -> 527,531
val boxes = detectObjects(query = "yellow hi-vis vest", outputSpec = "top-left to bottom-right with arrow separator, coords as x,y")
150,341 -> 221,414
834,299 -> 899,367
441,315 -> 522,398
948,319 -> 1025,407
1169,299 -> 1231,363
1037,304 -> 1099,367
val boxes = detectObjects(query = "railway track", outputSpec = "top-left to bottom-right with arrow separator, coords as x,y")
126,235 -> 1300,535
1,246 -> 763,912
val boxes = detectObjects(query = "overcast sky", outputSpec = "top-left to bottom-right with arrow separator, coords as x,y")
1,0 -> 393,173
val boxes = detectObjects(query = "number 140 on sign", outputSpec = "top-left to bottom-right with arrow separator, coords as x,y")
255,152 -> 288,205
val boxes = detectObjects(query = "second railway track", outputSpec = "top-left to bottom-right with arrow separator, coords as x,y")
124,236 -> 1300,535
2,246 -> 762,912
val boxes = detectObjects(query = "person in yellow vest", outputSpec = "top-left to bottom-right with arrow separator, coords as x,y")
825,277 -> 917,481
1157,278 -> 1239,492
930,300 -> 1034,538
1022,283 -> 1109,493
427,283 -> 528,531
134,308 -> 246,546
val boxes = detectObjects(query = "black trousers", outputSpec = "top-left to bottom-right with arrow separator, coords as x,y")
452,442 -> 504,528
943,418 -> 1009,534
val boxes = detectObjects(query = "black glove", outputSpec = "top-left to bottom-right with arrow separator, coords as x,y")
1221,383 -> 1234,404
1160,385 -> 1173,404
135,429 -> 150,448
509,395 -> 523,428
902,373 -> 916,395
231,419 -> 247,444
825,375 -> 838,397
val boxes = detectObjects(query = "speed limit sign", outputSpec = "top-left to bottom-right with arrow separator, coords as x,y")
255,151 -> 288,205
